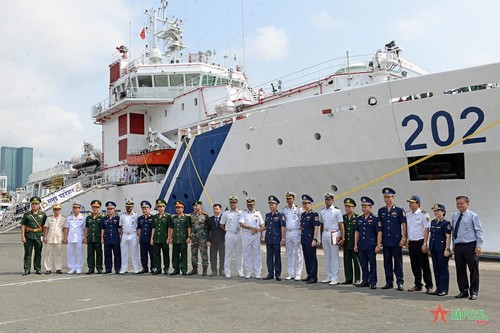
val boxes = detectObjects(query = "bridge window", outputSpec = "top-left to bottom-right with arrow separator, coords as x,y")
169,74 -> 185,87
185,73 -> 201,86
154,75 -> 169,87
219,78 -> 229,85
138,75 -> 152,87
201,75 -> 217,86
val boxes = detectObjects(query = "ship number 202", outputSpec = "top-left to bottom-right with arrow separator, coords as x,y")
402,107 -> 486,151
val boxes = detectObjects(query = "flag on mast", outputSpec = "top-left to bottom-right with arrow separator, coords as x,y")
140,27 -> 146,40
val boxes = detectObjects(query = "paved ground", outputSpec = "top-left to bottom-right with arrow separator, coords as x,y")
0,231 -> 498,332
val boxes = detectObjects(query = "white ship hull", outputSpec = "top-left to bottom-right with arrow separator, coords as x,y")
67,62 -> 500,252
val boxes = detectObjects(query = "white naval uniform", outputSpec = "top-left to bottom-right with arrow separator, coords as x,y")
44,215 -> 66,271
239,209 -> 264,278
319,206 -> 343,283
64,213 -> 85,273
119,212 -> 140,273
220,209 -> 243,277
282,204 -> 303,279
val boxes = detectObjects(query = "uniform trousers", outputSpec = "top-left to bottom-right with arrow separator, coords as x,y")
209,242 -> 225,274
383,246 -> 404,285
120,233 -> 139,272
44,243 -> 63,271
67,242 -> 84,272
285,230 -> 302,277
243,233 -> 262,277
266,243 -> 281,278
408,239 -> 433,288
153,243 -> 170,273
140,242 -> 155,271
431,251 -> 450,293
454,241 -> 479,295
343,248 -> 361,283
24,238 -> 43,271
191,239 -> 208,267
301,243 -> 318,282
104,243 -> 121,273
358,248 -> 377,286
322,231 -> 340,282
87,241 -> 103,271
172,243 -> 187,273
224,233 -> 243,276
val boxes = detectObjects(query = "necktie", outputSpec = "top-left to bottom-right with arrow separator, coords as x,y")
453,213 -> 463,240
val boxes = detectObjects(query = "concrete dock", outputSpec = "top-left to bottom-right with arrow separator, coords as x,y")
0,231 -> 498,332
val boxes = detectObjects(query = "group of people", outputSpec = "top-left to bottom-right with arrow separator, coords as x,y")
20,187 -> 483,301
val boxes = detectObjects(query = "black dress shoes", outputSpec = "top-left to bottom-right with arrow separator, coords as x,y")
86,270 -> 94,275
455,291 -> 469,298
275,277 -> 282,281
381,283 -> 393,290
97,269 -> 103,274
437,291 -> 447,296
306,279 -> 317,284
56,270 -> 63,274
35,270 -> 42,275
45,270 -> 51,275
138,268 -> 148,274
355,282 -> 369,287
301,276 -> 311,282
263,276 -> 274,280
22,270 -> 30,276
103,270 -> 111,274
370,285 -> 377,290
341,281 -> 352,285
469,294 -> 477,300
397,283 -> 404,291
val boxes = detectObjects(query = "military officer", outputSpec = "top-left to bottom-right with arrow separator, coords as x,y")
406,195 -> 433,293
240,197 -> 265,279
342,198 -> 361,285
428,204 -> 451,296
84,200 -> 103,274
354,196 -> 382,289
43,203 -> 65,274
63,201 -> 86,274
188,201 -> 209,276
220,196 -> 244,278
263,195 -> 286,281
207,203 -> 225,276
100,201 -> 122,274
151,199 -> 171,275
378,187 -> 407,290
319,192 -> 345,285
282,191 -> 303,281
21,196 -> 47,275
451,196 -> 483,300
137,200 -> 155,274
168,200 -> 191,275
300,194 -> 320,284
119,200 -> 140,274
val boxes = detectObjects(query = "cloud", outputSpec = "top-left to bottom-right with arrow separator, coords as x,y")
310,11 -> 342,30
247,26 -> 289,61
386,9 -> 440,41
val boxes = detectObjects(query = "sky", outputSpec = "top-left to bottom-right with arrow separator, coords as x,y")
1,0 -> 500,173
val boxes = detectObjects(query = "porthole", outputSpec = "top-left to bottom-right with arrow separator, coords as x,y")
330,184 -> 338,192
368,97 -> 377,106
172,194 -> 177,200
210,149 -> 215,155
277,138 -> 283,145
183,193 -> 188,199
314,133 -> 321,140
242,190 -> 248,196
245,143 -> 251,150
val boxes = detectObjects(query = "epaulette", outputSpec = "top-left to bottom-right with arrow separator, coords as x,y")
421,210 -> 427,214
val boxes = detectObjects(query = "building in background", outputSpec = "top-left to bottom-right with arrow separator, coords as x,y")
0,147 -> 33,191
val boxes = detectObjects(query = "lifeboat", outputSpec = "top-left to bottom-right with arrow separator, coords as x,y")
127,149 -> 175,166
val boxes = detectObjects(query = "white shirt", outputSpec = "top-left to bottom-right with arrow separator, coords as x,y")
282,204 -> 302,230
119,212 -> 138,234
319,206 -> 343,231
45,215 -> 66,243
220,209 -> 242,234
64,214 -> 85,243
239,209 -> 264,234
406,208 -> 430,241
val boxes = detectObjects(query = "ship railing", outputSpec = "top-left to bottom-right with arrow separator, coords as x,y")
91,86 -> 194,119
28,163 -> 73,183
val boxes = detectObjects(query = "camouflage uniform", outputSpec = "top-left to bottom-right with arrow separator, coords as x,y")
190,211 -> 209,270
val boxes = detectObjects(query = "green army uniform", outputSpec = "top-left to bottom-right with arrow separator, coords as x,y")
21,209 -> 47,273
152,213 -> 171,274
189,211 -> 209,274
343,211 -> 361,283
86,213 -> 104,272
170,214 -> 191,274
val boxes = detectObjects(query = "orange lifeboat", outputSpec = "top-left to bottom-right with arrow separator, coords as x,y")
127,149 -> 175,166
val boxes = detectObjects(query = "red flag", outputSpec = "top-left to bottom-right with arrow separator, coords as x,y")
140,27 -> 146,40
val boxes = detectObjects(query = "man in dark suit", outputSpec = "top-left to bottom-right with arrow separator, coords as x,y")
207,203 -> 225,276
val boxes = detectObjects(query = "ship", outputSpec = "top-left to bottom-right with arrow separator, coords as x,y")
2,1 -> 499,252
